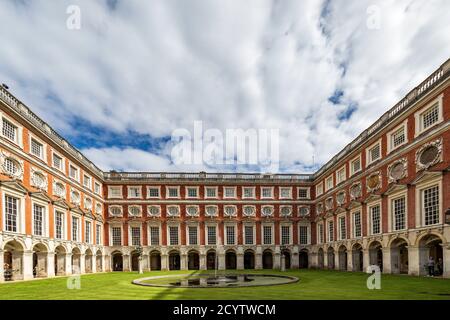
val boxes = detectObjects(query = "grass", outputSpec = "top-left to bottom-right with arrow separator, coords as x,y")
0,269 -> 449,300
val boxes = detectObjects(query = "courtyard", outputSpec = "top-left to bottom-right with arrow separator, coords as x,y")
0,269 -> 449,300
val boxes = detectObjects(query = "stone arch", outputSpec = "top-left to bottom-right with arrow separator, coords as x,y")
317,248 -> 324,269
282,249 -> 291,269
149,250 -> 161,270
168,250 -> 181,270
206,249 -> 216,270
3,240 -> 25,281
130,250 -> 141,272
188,250 -> 200,270
54,245 -> 67,276
225,249 -> 237,269
262,249 -> 273,269
71,247 -> 82,274
244,249 -> 255,269
338,245 -> 348,271
352,243 -> 363,272
299,249 -> 308,269
95,249 -> 103,272
84,249 -> 93,273
111,250 -> 123,271
327,247 -> 335,269
32,243 -> 48,278
368,241 -> 383,271
390,237 -> 409,274
417,233 -> 445,276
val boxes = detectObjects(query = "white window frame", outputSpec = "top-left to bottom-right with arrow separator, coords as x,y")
186,224 -> 199,246
0,114 -> 23,147
51,150 -> 65,172
167,224 -> 180,246
325,175 -> 334,192
148,224 -> 161,246
387,120 -> 408,153
147,186 -> 161,199
261,223 -> 274,245
243,223 -> 255,245
31,199 -> 49,237
129,224 -> 142,246
54,208 -> 66,240
166,186 -> 180,199
279,187 -> 293,199
260,186 -> 274,199
366,139 -> 382,166
185,186 -> 199,199
350,208 -> 362,239
96,223 -> 102,245
298,223 -> 310,245
94,181 -> 102,195
415,176 -> 442,228
84,219 -> 92,244
127,185 -> 142,199
316,182 -> 324,197
337,214 -> 346,240
350,154 -> 362,176
414,94 -> 444,137
68,162 -> 80,182
29,134 -> 47,161
242,186 -> 256,199
223,186 -> 237,199
297,187 -> 310,199
367,200 -> 382,236
204,186 -> 218,199
280,223 -> 292,245
205,223 -> 218,246
71,214 -> 81,242
388,190 -> 408,232
82,174 -> 92,190
224,224 -> 237,245
110,224 -> 123,246
108,186 -> 123,199
336,165 -> 346,185
2,189 -> 26,233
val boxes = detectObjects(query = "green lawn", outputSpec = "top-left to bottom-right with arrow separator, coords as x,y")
0,269 -> 449,300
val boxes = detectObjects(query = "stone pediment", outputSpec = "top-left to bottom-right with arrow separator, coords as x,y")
410,171 -> 442,185
0,179 -> 28,194
29,190 -> 53,203
363,193 -> 381,204
383,183 -> 407,196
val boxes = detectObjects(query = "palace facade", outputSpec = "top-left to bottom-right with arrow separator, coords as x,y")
0,58 -> 449,282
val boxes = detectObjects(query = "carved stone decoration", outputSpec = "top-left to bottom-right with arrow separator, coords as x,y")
317,203 -> 324,214
325,197 -> 334,210
223,205 -> 236,217
167,205 -> 180,217
350,182 -> 362,200
366,172 -> 381,193
186,205 -> 199,217
147,205 -> 161,217
280,206 -> 292,217
415,138 -> 443,171
243,205 -> 256,217
30,167 -> 48,190
336,191 -> 346,206
70,188 -> 81,205
53,180 -> 66,198
388,158 -> 407,183
298,206 -> 310,217
261,205 -> 274,217
205,205 -> 218,217
0,151 -> 24,180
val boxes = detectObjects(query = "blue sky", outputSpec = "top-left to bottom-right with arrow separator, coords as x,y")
0,0 -> 449,173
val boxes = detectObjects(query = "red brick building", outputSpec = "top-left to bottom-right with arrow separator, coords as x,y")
0,58 -> 449,281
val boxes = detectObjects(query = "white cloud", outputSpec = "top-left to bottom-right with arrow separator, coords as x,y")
0,0 -> 449,173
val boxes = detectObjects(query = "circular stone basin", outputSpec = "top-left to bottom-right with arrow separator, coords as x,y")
132,274 -> 299,288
